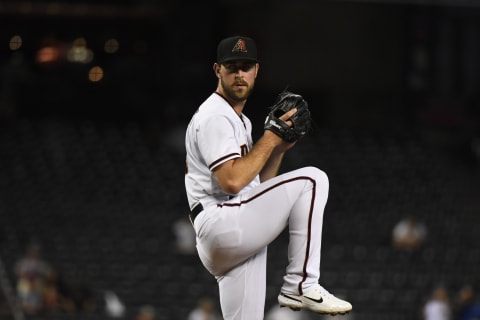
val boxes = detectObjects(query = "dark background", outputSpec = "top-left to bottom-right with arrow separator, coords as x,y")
0,1 -> 479,320
1,0 -> 479,136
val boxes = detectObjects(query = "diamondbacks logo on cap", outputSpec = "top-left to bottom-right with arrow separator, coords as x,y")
232,39 -> 248,53
217,36 -> 257,63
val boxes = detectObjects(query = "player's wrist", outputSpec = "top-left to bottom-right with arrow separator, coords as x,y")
263,129 -> 284,146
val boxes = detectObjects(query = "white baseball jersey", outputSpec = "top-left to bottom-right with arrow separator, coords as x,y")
185,92 -> 260,209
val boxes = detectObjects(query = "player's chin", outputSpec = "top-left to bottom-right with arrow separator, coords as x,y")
232,87 -> 252,100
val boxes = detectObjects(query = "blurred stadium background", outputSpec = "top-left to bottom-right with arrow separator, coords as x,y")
0,0 -> 479,319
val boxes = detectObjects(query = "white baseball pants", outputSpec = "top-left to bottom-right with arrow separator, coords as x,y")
193,166 -> 329,320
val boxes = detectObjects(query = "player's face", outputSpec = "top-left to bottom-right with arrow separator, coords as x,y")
216,60 -> 258,102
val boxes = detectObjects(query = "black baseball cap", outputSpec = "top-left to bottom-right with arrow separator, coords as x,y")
217,36 -> 258,64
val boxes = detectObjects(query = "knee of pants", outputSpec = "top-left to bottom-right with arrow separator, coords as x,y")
303,166 -> 329,189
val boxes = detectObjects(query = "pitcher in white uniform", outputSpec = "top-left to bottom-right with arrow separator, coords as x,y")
184,35 -> 352,320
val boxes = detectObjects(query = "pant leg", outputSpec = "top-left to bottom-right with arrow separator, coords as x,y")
282,167 -> 329,295
216,247 -> 267,320
195,166 -> 329,296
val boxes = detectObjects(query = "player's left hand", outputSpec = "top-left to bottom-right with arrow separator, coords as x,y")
274,108 -> 298,152
264,90 -> 312,143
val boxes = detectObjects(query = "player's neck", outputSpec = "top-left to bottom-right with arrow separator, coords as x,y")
231,104 -> 245,117
215,90 -> 246,116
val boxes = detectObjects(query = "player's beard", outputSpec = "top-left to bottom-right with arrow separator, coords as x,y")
221,78 -> 254,102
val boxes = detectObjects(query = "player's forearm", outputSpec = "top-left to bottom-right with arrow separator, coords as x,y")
259,149 -> 284,182
214,133 -> 278,194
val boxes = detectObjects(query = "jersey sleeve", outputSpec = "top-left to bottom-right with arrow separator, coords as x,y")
197,114 -> 241,171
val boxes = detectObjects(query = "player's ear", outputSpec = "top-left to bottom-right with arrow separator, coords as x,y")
213,63 -> 221,78
254,63 -> 259,78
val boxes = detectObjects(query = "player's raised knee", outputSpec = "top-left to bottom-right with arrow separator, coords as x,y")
304,166 -> 329,187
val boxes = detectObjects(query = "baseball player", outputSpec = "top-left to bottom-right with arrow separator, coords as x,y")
184,35 -> 352,320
